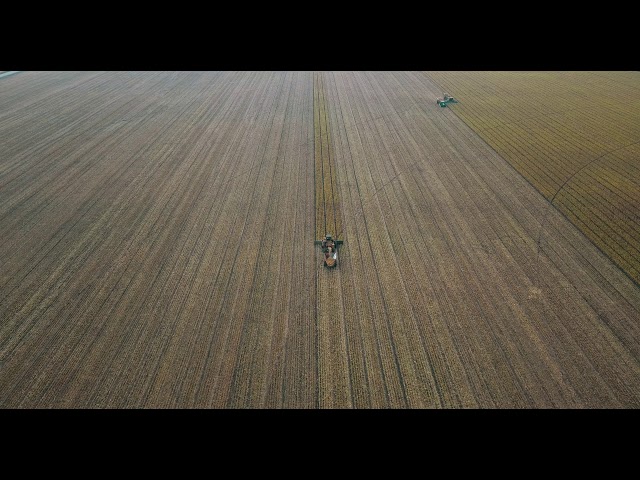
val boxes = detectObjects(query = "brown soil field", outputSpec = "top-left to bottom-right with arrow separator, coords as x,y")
1,71 -> 639,408
426,72 -> 640,285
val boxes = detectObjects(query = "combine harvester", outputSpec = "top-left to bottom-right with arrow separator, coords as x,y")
436,93 -> 458,108
315,234 -> 343,268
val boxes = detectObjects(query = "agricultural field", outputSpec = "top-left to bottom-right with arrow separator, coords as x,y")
0,71 -> 639,408
426,72 -> 640,285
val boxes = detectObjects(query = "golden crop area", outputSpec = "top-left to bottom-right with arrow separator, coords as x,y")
426,72 -> 640,284
314,72 -> 341,241
1,72 -> 639,408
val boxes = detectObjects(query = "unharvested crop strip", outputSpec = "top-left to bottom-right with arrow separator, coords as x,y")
314,72 -> 342,241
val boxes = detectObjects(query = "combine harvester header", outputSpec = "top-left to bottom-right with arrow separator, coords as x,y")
436,93 -> 458,108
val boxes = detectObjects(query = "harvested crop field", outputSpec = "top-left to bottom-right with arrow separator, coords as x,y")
1,71 -> 639,408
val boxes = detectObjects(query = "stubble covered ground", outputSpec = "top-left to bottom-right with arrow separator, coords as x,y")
0,71 -> 639,407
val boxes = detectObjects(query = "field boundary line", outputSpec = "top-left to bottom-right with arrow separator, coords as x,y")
535,138 -> 640,289
422,72 -> 640,289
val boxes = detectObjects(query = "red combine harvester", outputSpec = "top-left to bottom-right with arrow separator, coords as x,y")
315,234 -> 343,268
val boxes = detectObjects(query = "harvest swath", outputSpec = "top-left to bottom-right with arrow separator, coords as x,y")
426,72 -> 640,284
314,72 -> 342,242
0,72 -> 639,408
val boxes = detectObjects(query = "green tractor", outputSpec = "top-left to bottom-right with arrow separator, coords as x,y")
436,93 -> 458,108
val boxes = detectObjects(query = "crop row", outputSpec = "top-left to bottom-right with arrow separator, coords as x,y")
314,73 -> 342,241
